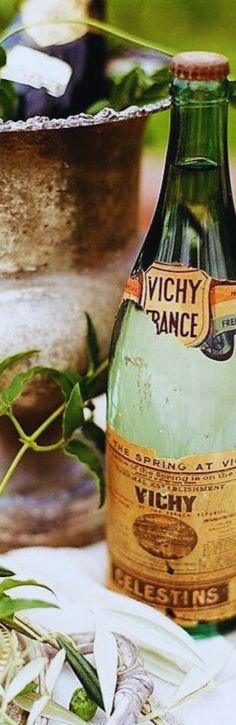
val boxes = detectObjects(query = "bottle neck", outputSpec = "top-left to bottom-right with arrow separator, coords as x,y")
138,76 -> 236,279
167,77 -> 229,169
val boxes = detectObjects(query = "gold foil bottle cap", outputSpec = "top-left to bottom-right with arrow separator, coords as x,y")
171,51 -> 229,81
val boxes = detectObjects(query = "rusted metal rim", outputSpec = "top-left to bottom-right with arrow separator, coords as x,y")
0,97 -> 171,133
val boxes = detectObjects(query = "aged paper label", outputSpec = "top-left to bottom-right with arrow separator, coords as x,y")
123,263 -> 236,361
140,262 -> 211,347
107,428 -> 236,625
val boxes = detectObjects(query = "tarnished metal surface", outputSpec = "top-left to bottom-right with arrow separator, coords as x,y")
0,101 -> 168,548
0,99 -> 170,133
0,110 -> 149,413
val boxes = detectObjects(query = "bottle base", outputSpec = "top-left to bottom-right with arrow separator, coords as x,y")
108,573 -> 236,638
185,615 -> 236,639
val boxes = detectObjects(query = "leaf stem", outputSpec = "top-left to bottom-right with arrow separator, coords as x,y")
0,17 -> 174,57
7,412 -> 27,440
30,403 -> 65,440
89,359 -> 108,382
0,442 -> 28,496
84,359 -> 108,398
22,437 -> 64,452
0,403 -> 65,496
1,614 -> 60,651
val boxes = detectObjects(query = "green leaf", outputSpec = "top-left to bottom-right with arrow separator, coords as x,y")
0,350 -> 38,377
0,597 -> 58,617
107,63 -> 170,112
57,369 -> 84,402
56,636 -> 104,711
16,692 -> 86,724
136,80 -> 169,105
20,683 -> 38,696
86,99 -> 111,114
0,365 -> 74,409
63,368 -> 83,387
85,313 -> 100,376
0,615 -> 44,641
65,440 -> 105,507
150,65 -> 170,85
52,369 -> 78,400
0,80 -> 18,121
111,65 -> 161,110
0,316 -> 103,413
110,67 -> 142,110
0,46 -> 6,68
4,657 -> 46,705
0,578 -> 56,596
82,420 -> 105,454
81,360 -> 108,400
0,367 -> 43,408
0,566 -> 15,578
87,62 -> 169,116
63,384 -> 84,441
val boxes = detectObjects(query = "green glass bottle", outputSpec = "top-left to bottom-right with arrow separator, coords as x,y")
107,52 -> 236,637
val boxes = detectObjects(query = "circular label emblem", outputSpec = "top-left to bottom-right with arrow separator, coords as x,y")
133,514 -> 198,560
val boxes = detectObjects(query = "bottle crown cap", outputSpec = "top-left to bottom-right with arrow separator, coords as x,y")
171,51 -> 229,81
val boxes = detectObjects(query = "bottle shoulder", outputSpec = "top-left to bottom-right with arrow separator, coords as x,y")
133,162 -> 236,280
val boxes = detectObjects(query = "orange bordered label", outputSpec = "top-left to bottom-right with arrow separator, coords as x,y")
107,427 -> 236,625
141,262 -> 211,347
123,263 -> 236,361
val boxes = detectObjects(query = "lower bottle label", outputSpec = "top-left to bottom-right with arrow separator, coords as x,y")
107,427 -> 236,625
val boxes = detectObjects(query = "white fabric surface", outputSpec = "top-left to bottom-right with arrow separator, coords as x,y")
1,542 -> 236,724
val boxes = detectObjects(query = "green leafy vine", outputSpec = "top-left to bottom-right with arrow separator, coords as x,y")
0,315 -> 107,507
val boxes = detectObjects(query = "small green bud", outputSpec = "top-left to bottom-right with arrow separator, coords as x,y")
69,687 -> 98,722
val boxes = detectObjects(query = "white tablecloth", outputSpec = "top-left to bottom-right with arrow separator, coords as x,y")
1,542 -> 236,725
